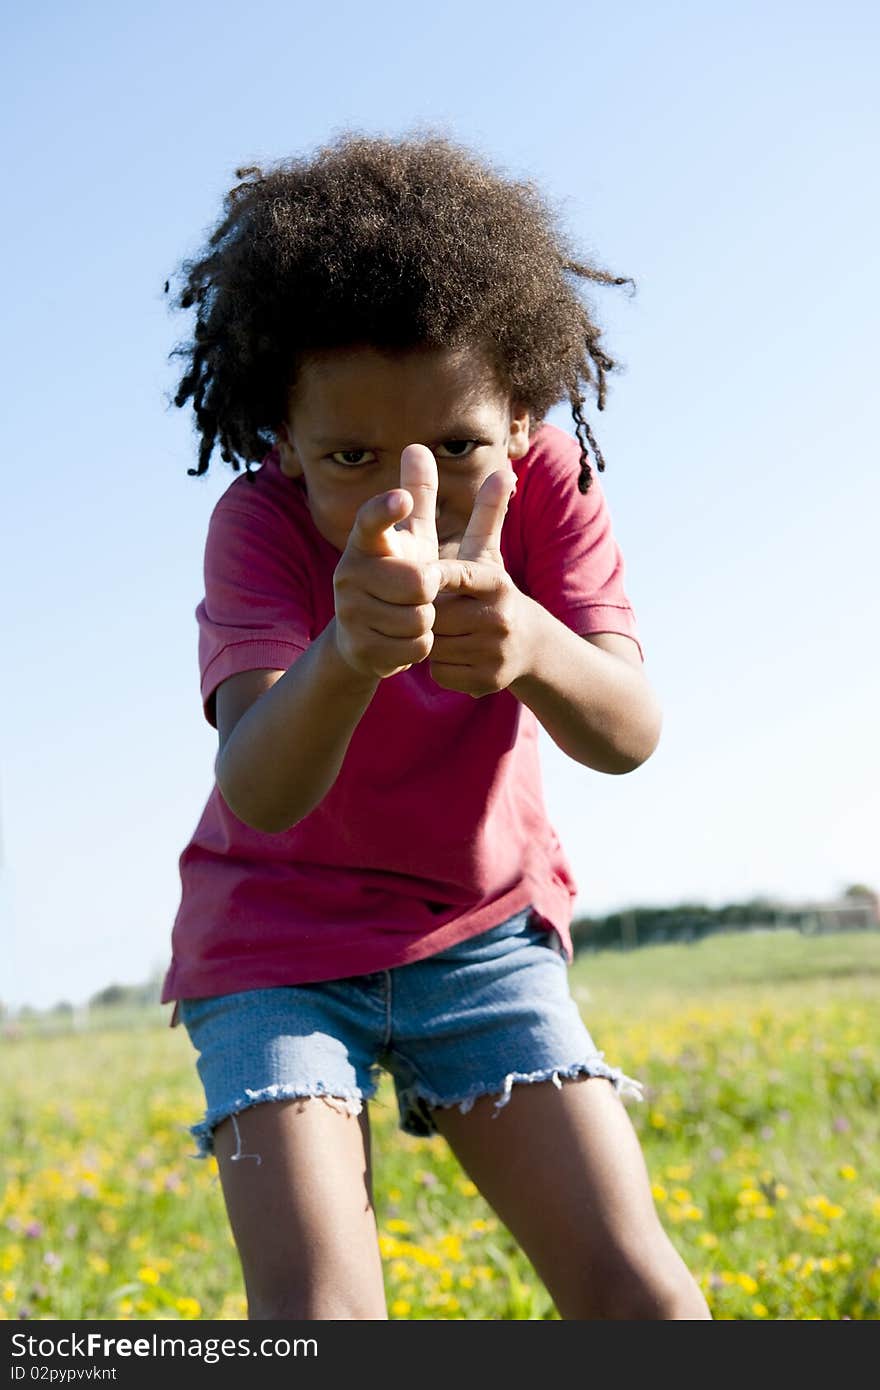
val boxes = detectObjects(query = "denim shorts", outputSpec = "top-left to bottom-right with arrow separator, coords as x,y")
177,905 -> 642,1159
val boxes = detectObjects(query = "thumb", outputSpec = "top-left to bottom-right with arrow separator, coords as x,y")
346,489 -> 413,558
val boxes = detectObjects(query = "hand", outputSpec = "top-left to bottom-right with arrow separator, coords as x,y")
332,445 -> 443,679
431,470 -> 539,698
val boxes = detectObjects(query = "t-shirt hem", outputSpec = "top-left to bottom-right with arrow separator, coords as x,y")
161,875 -> 575,1025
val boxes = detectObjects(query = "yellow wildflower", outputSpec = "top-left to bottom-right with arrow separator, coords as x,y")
752,1302 -> 769,1318
794,1213 -> 829,1236
137,1266 -> 160,1286
439,1234 -> 464,1262
394,1240 -> 442,1269
175,1296 -> 201,1318
737,1188 -> 762,1207
390,1299 -> 411,1317
736,1273 -> 758,1295
385,1218 -> 412,1235
806,1195 -> 844,1220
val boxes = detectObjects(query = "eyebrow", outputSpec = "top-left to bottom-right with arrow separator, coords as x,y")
309,422 -> 493,449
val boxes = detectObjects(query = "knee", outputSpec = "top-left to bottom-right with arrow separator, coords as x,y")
605,1269 -> 710,1320
247,1288 -> 388,1320
561,1260 -> 711,1321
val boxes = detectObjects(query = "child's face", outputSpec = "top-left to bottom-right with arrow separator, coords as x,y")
276,343 -> 530,556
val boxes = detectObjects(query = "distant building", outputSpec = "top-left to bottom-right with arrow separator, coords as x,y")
785,895 -> 879,933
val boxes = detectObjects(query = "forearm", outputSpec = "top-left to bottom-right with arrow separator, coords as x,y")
509,599 -> 663,774
215,618 -> 380,832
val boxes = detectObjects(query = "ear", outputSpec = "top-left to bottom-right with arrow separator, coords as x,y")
275,422 -> 304,479
507,403 -> 531,461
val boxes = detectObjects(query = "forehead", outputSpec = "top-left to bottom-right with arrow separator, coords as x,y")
288,343 -> 510,440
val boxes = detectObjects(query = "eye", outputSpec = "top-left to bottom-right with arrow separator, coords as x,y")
435,440 -> 479,459
329,449 -> 377,467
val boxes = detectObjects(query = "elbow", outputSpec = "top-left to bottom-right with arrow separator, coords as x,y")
218,787 -> 302,835
606,703 -> 664,775
215,754 -> 303,835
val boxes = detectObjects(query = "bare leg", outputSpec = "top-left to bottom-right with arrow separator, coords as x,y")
211,1096 -> 388,1320
430,1076 -> 710,1320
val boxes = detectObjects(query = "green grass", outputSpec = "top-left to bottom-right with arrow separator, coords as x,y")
3,930 -> 878,1320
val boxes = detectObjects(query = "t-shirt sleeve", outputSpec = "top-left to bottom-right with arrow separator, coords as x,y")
196,498 -> 314,729
518,428 -> 645,661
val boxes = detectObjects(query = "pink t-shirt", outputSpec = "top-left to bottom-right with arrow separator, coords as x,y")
160,423 -> 643,1025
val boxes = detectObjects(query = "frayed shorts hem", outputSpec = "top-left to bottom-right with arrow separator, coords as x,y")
185,1078 -> 382,1161
396,1054 -> 643,1138
183,1055 -> 642,1161
406,1055 -> 644,1117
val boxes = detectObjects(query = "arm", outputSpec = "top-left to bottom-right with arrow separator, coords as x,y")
216,444 -> 444,834
508,611 -> 662,774
433,572 -> 661,775
215,619 -> 380,833
429,481 -> 661,775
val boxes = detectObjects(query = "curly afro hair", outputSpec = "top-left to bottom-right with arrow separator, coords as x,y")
167,128 -> 635,493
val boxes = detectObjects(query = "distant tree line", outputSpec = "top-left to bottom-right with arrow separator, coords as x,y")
5,888 -> 877,1019
8,971 -> 165,1021
571,884 -> 879,954
86,975 -> 164,1010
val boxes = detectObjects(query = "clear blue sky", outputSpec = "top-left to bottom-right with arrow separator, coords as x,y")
2,0 -> 877,1010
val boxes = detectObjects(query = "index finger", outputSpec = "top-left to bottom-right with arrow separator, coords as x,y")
456,468 -> 517,563
394,444 -> 439,555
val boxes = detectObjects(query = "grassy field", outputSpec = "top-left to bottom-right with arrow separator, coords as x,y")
2,929 -> 878,1320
